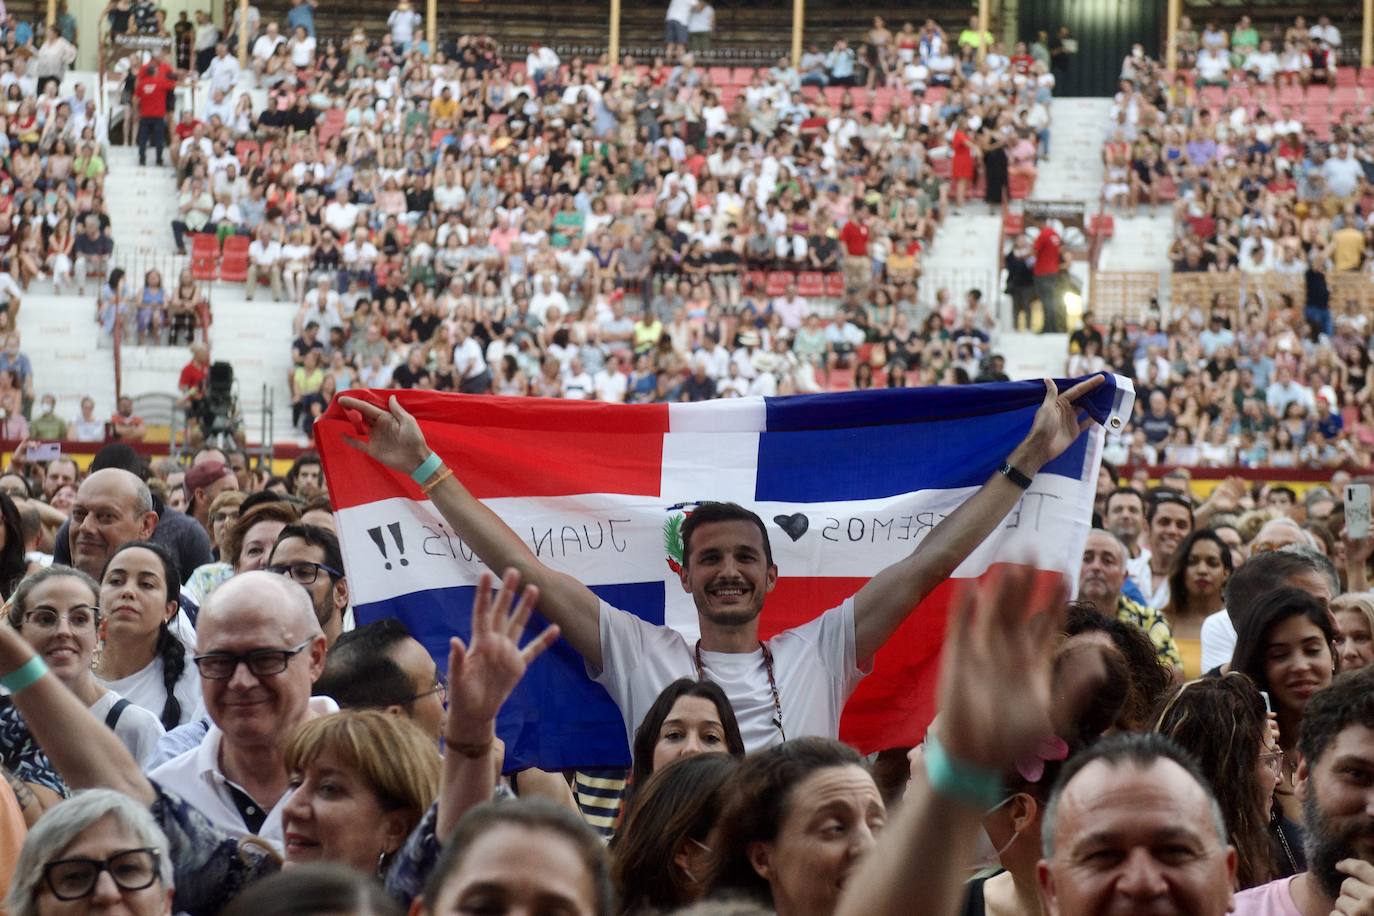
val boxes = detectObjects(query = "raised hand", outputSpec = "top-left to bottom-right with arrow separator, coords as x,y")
934,565 -> 1069,773
338,394 -> 433,476
1015,374 -> 1107,472
444,569 -> 560,748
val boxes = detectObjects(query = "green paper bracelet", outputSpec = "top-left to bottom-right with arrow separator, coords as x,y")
410,452 -> 443,486
923,733 -> 1004,809
0,655 -> 48,695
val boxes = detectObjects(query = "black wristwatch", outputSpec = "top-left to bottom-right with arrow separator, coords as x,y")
999,461 -> 1033,490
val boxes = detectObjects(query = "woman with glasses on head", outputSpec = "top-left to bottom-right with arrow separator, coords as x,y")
92,541 -> 199,730
1,566 -> 167,819
6,788 -> 174,916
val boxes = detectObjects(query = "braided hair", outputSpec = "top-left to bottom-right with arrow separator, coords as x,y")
103,540 -> 184,730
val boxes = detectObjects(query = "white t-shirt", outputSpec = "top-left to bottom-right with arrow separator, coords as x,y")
1201,609 -> 1237,672
90,689 -> 166,767
96,642 -> 202,728
149,696 -> 339,849
593,597 -> 869,751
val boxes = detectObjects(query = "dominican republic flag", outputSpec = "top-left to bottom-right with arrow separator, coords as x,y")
315,375 -> 1134,772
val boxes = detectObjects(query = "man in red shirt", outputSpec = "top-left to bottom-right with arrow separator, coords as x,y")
839,207 -> 872,293
134,50 -> 179,166
1032,223 -> 1064,333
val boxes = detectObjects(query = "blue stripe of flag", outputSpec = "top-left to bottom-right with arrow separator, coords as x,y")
354,580 -> 665,772
755,377 -> 1110,503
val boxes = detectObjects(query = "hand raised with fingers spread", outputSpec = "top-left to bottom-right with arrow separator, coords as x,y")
444,569 -> 560,747
934,565 -> 1068,773
1016,375 -> 1107,472
338,394 -> 432,476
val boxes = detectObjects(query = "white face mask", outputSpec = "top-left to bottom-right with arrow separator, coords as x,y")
972,795 -> 1024,870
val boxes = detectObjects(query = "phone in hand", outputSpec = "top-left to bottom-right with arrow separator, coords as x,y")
1346,483 -> 1372,540
24,442 -> 60,462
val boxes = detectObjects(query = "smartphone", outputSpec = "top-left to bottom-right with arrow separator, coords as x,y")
25,442 -> 60,462
1346,483 -> 1371,539
1259,690 -> 1272,714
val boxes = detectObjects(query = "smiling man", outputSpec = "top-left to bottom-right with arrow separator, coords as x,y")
342,377 -> 1105,751
1129,491 -> 1193,610
149,572 -> 332,847
68,469 -> 159,581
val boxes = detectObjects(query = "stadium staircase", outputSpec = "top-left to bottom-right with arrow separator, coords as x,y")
99,145 -> 299,448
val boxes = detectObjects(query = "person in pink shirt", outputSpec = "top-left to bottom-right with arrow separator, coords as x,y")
1233,669 -> 1374,916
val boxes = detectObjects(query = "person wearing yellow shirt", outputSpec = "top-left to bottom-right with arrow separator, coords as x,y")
957,15 -> 992,50
1332,220 -> 1364,271
429,86 -> 459,126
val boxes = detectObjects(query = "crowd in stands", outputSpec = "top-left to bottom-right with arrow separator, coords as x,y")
1,368 -> 1374,916
135,2 -> 1057,435
1063,18 -> 1374,471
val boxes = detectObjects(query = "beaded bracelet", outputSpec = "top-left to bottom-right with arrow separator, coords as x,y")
923,733 -> 1004,809
0,655 -> 48,695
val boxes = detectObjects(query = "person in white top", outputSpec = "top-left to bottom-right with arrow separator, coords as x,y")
8,565 -> 165,766
150,572 -> 331,847
387,0 -> 423,52
250,21 -> 285,71
94,539 -> 202,730
204,42 -> 241,96
593,353 -> 628,403
1199,527 -> 1333,672
1128,493 -> 1192,610
340,376 -> 1105,751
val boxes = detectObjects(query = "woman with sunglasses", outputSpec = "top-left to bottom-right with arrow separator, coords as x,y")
0,569 -> 557,913
1,567 -> 166,817
6,788 -> 174,916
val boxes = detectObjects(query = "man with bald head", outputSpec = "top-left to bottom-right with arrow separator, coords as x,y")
1078,528 -> 1182,671
149,571 -> 332,847
68,468 -> 159,579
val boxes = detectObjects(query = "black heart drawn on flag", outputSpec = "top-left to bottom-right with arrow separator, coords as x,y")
773,513 -> 809,542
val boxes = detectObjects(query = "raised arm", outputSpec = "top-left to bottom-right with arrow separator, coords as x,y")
340,395 -> 607,669
437,569 -> 559,838
835,567 -> 1070,916
852,375 -> 1105,662
0,619 -> 155,805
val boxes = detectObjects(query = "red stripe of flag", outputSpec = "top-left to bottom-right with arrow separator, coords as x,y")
317,390 -> 670,508
763,564 -> 1067,753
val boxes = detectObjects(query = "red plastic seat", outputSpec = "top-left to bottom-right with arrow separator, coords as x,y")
1002,212 -> 1024,235
1089,213 -> 1115,240
219,254 -> 247,282
189,233 -> 218,255
825,272 -> 846,298
765,271 -> 793,298
222,235 -> 250,258
743,270 -> 767,294
190,253 -> 217,282
796,271 -> 825,297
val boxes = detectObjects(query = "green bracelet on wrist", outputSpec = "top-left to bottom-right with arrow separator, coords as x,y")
410,451 -> 443,485
923,733 -> 1004,809
0,655 -> 48,695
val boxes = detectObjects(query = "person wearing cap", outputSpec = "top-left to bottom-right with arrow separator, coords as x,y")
184,460 -> 240,538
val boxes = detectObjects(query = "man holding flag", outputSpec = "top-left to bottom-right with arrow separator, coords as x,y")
337,375 -> 1106,753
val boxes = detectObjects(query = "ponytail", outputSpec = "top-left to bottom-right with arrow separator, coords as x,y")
155,622 -> 185,730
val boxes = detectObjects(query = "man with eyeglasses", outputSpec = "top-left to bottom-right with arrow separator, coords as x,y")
313,618 -> 444,742
265,523 -> 349,645
149,571 -> 331,847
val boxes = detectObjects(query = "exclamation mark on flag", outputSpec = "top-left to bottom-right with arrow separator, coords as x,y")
367,523 -> 410,570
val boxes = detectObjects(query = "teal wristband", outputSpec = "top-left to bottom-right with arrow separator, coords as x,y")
409,451 -> 443,486
0,656 -> 48,694
923,733 -> 1004,809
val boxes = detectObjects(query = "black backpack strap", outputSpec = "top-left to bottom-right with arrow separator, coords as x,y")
104,698 -> 131,730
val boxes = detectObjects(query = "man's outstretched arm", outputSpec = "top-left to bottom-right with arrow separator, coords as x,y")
339,395 -> 606,670
852,375 -> 1105,662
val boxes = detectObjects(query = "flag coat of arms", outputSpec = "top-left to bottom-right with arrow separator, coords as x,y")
315,374 -> 1134,771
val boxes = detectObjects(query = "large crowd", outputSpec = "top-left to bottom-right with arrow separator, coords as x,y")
5,6 -> 1374,916
0,362 -> 1372,916
1055,17 -> 1374,471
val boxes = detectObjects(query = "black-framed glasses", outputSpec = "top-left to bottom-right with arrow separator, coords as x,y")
23,605 -> 99,631
193,639 -> 313,680
265,561 -> 343,585
43,848 -> 161,901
